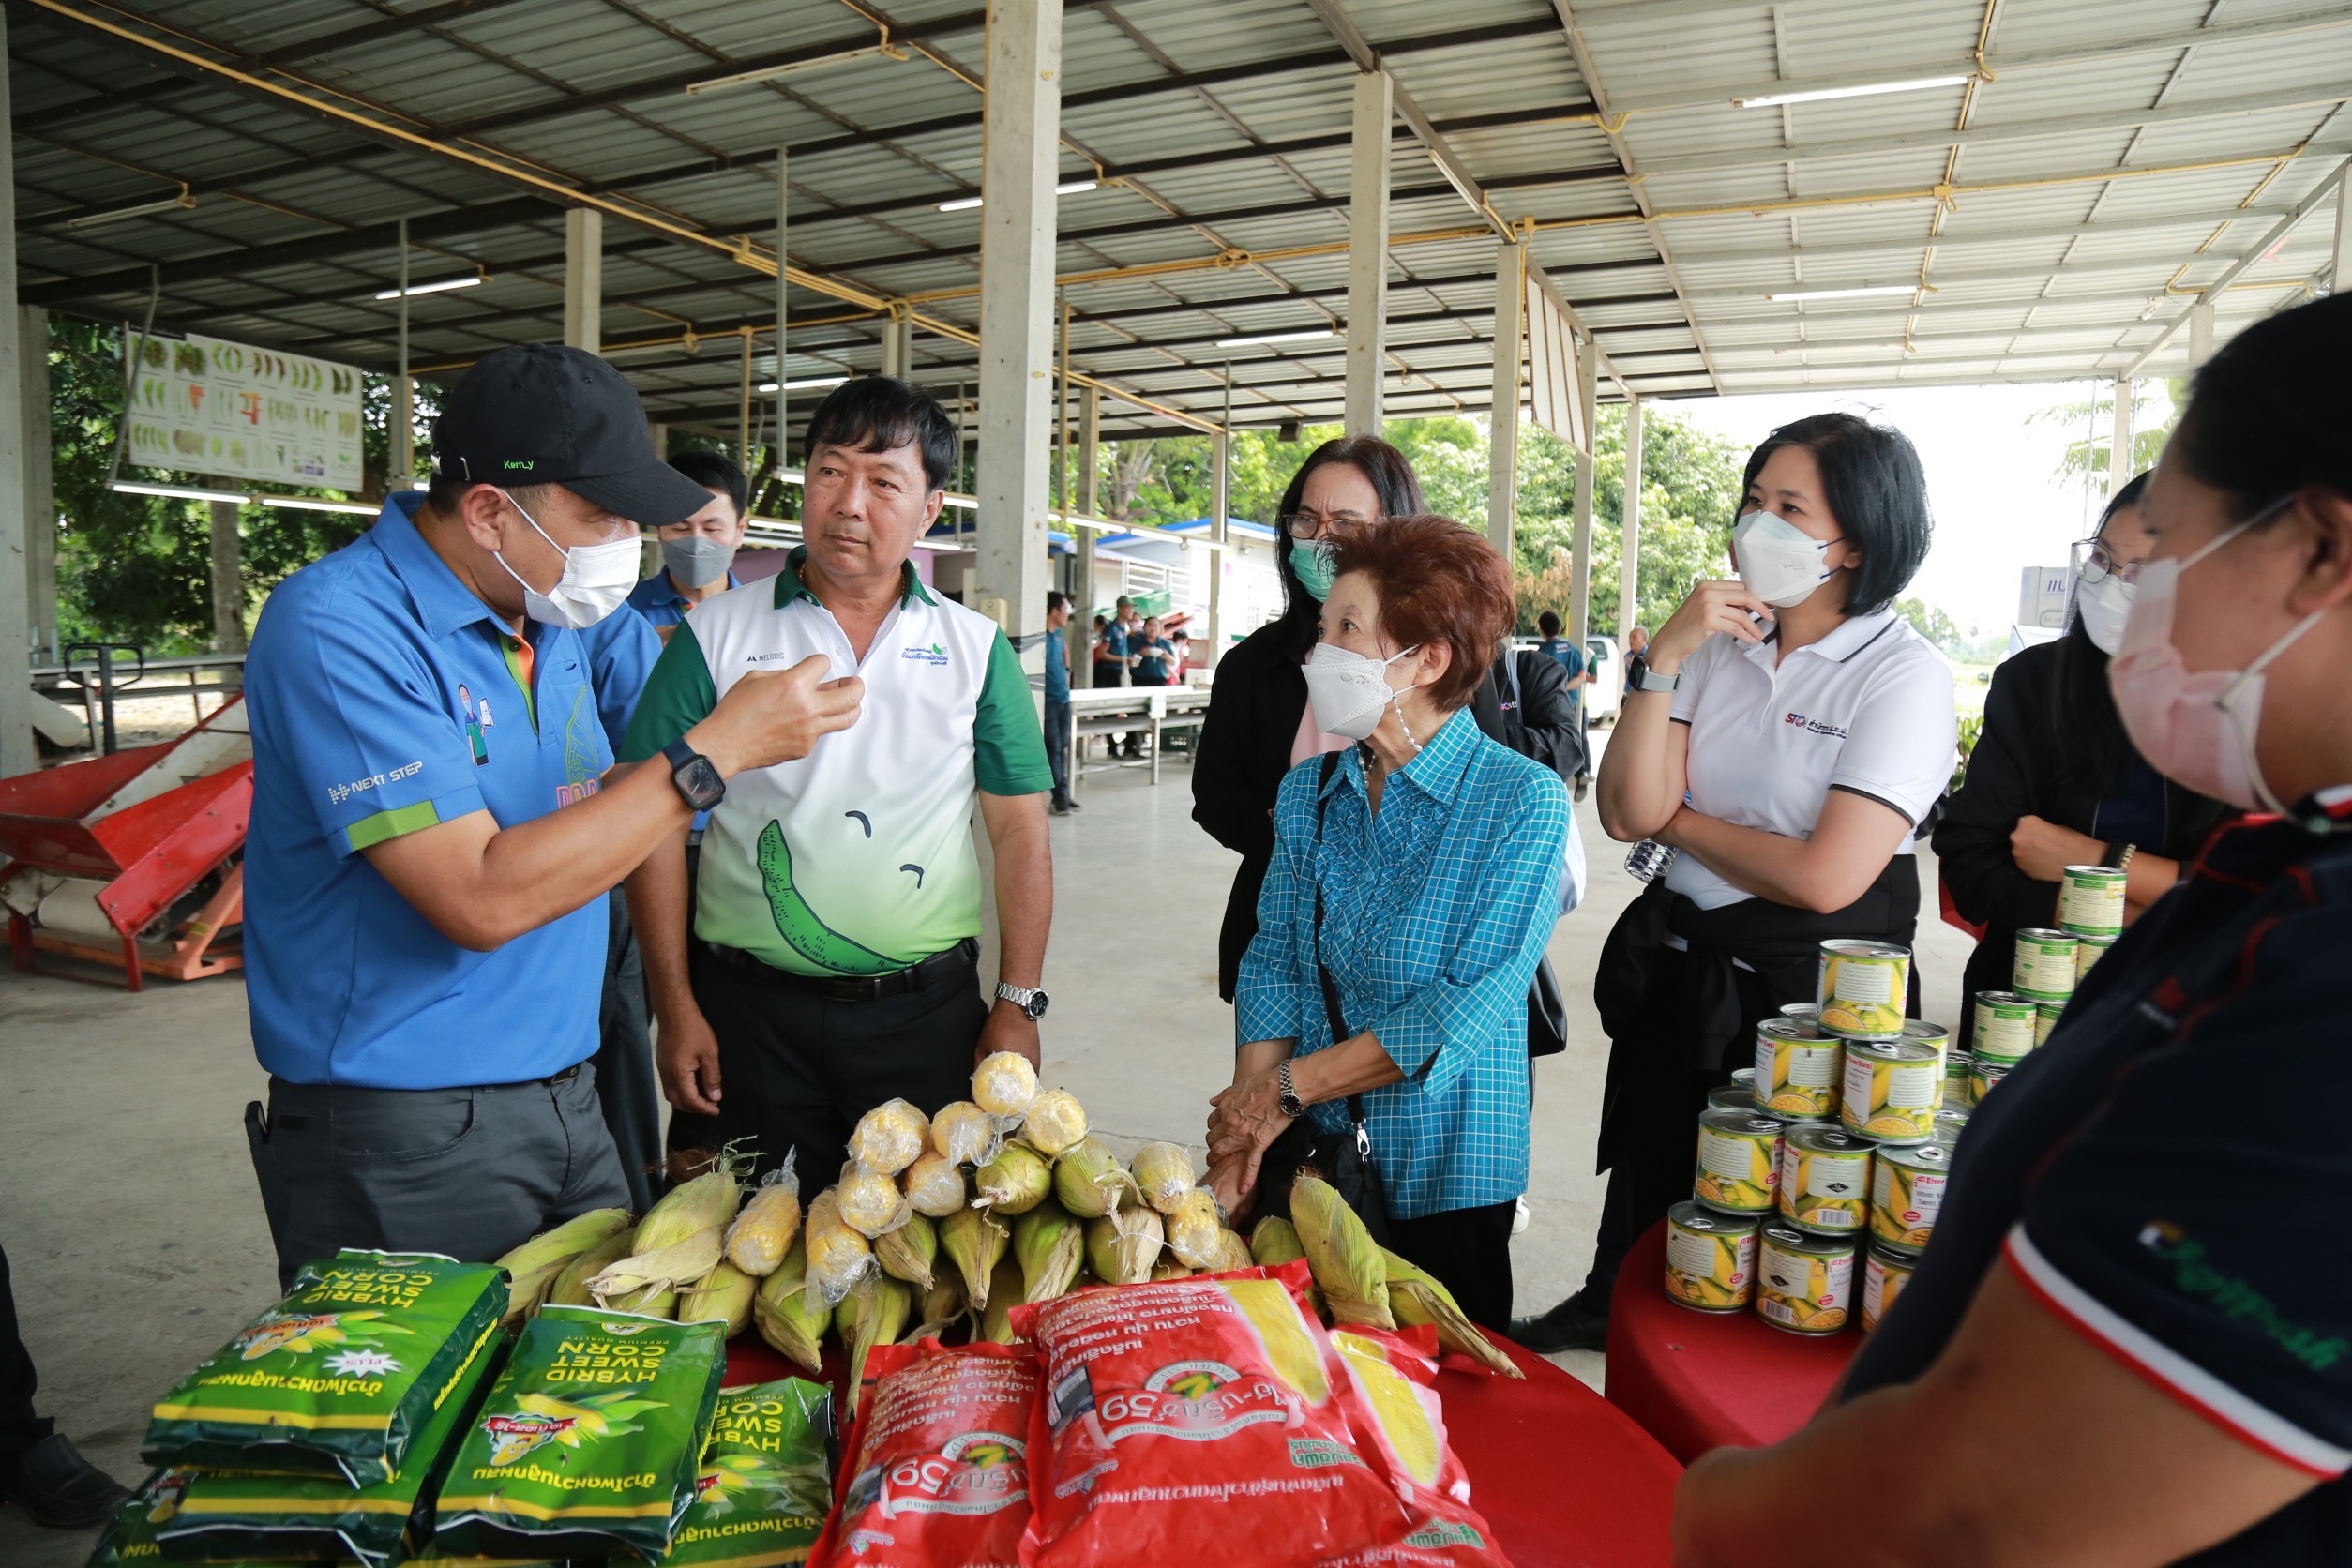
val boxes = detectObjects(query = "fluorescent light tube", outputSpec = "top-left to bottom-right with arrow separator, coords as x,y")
1214,328 -> 1336,348
64,190 -> 197,230
685,48 -> 885,95
111,480 -> 249,505
374,274 -> 485,300
755,375 -> 850,392
936,195 -> 985,212
254,495 -> 379,516
936,180 -> 1100,214
1736,75 -> 1969,109
1763,284 -> 1919,302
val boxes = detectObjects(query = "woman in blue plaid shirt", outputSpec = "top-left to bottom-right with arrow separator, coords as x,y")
1207,515 -> 1571,1329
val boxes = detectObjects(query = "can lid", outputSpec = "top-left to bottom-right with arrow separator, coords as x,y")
2016,927 -> 2080,943
1700,1107 -> 1787,1135
1972,990 -> 2036,1009
1900,1019 -> 1952,1047
1756,1018 -> 1828,1044
1847,1036 -> 1938,1063
1882,1139 -> 1950,1168
1788,1124 -> 1873,1154
1730,1066 -> 1756,1084
1822,940 -> 1910,959
1869,1239 -> 1923,1263
1669,1199 -> 1761,1234
2061,863 -> 2126,878
1761,1220 -> 1854,1255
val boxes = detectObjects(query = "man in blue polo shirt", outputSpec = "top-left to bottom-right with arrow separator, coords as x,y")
627,448 -> 748,637
240,344 -> 862,1283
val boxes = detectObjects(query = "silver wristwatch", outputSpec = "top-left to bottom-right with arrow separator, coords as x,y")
1276,1059 -> 1306,1120
995,982 -> 1049,1020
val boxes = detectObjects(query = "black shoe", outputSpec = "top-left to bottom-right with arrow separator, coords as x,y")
1064,798 -> 1083,810
1049,799 -> 1072,816
1573,775 -> 1591,803
0,1433 -> 133,1530
1509,1289 -> 1610,1354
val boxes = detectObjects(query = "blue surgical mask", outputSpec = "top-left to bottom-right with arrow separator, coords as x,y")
1289,536 -> 1337,601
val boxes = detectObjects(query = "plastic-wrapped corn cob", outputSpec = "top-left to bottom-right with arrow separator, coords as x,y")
931,1100 -> 1001,1167
804,1189 -> 873,1304
902,1153 -> 969,1218
724,1162 -> 803,1277
849,1098 -> 929,1177
1166,1187 -> 1227,1270
972,1051 -> 1039,1119
837,1162 -> 912,1239
1018,1089 -> 1090,1158
1131,1142 -> 1197,1214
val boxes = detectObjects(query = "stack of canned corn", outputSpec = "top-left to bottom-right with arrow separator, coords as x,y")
1961,863 -> 2125,1107
1666,938 -> 1967,1337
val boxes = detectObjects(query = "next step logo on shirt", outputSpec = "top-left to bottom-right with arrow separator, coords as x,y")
1782,711 -> 1851,741
901,641 -> 950,667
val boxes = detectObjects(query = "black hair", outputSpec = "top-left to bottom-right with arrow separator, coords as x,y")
1271,435 -> 1427,655
666,449 -> 748,519
1092,612 -> 1108,626
2172,293 -> 2352,520
1047,590 -> 1068,613
804,375 -> 958,491
1741,412 -> 1930,617
1537,610 -> 1562,637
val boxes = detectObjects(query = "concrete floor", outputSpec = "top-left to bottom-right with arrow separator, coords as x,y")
0,731 -> 1975,1562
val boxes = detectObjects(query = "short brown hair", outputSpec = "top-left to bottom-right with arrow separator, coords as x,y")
1324,514 -> 1515,710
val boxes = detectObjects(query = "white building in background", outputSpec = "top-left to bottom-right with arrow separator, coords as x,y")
1081,517 -> 1285,649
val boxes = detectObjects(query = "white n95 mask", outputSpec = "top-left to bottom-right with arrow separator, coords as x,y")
1302,640 -> 1421,741
491,488 -> 641,629
1731,510 -> 1839,609
2074,572 -> 2134,656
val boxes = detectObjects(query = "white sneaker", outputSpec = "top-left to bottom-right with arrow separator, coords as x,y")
1512,1195 -> 1530,1235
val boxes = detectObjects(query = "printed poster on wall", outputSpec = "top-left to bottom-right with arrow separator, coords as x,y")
124,329 -> 365,491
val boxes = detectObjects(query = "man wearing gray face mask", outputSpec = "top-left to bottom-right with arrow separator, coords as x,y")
628,449 -> 750,640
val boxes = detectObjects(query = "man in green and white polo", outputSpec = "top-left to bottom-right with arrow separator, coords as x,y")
621,378 -> 1055,1190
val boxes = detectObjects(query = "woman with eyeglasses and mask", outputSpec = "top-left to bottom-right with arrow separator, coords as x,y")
1515,412 -> 1956,1355
1674,290 -> 2352,1568
1933,471 -> 2232,1047
1193,436 -> 1426,1003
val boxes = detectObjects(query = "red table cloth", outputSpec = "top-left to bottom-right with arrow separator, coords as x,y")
724,1319 -> 1680,1567
1603,1218 -> 1856,1464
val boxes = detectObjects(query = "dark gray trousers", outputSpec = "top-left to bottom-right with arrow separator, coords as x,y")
596,887 -> 662,1212
246,1063 -> 630,1289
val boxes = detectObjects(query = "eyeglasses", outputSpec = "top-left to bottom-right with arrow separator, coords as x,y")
1279,510 -> 1370,539
2077,537 -> 2147,586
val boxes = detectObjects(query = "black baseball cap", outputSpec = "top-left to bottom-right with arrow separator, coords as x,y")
431,344 -> 711,527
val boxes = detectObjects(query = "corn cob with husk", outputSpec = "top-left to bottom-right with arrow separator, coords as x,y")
805,1188 -> 874,1304
1018,1088 -> 1090,1157
1085,1208 -> 1166,1286
972,1051 -> 1038,1119
972,1142 -> 1051,1214
493,1208 -> 633,1328
636,1155 -> 746,1254
1250,1215 -> 1327,1318
903,1153 -> 968,1217
849,1097 -> 930,1176
1381,1247 -> 1523,1379
677,1260 -> 756,1335
978,1258 -> 1026,1343
1013,1199 -> 1083,1304
875,1210 -> 938,1289
545,1228 -> 637,1310
609,1282 -> 677,1319
724,1166 -> 803,1277
1166,1187 -> 1228,1270
751,1241 -> 831,1373
836,1274 -> 912,1415
587,1221 -> 726,1308
940,1205 -> 1009,1310
902,1274 -> 966,1343
1150,1258 -> 1196,1282
1052,1137 -> 1138,1219
1291,1175 -> 1395,1329
837,1162 -> 912,1238
931,1100 -> 1000,1166
1131,1142 -> 1197,1214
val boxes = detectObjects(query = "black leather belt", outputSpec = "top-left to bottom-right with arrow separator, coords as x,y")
703,937 -> 978,1004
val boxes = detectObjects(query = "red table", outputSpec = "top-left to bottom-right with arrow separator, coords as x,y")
726,1323 -> 1681,1567
1603,1219 -> 1855,1464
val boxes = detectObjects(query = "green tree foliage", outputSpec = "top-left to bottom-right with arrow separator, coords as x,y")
2028,378 -> 2183,490
1895,596 -> 1963,654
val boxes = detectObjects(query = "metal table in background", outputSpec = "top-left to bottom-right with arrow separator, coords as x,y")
1065,684 -> 1210,788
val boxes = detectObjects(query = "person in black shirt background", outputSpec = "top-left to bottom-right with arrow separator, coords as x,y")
1675,291 -> 2352,1567
1934,470 -> 2231,1044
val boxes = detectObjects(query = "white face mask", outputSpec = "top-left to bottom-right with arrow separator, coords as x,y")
2074,571 -> 2134,656
1302,640 -> 1421,742
1731,509 -> 1840,609
490,488 -> 641,629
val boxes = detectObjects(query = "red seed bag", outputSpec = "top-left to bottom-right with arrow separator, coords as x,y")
1010,1263 -> 1414,1568
813,1339 -> 1040,1568
1324,1326 -> 1513,1568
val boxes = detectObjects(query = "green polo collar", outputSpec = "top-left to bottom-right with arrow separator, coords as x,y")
773,545 -> 937,611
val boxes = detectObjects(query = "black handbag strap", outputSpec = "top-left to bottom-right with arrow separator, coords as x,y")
1313,751 -> 1371,1140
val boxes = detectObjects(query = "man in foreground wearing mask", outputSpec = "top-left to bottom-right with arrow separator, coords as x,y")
629,449 -> 748,639
239,345 -> 862,1282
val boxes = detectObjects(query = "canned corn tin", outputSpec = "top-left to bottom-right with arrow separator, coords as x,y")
1778,1002 -> 1823,1038
1707,1081 -> 1757,1112
2074,932 -> 2116,981
2012,928 -> 2080,1003
1969,1056 -> 2012,1106
1778,1125 -> 1875,1234
1664,1201 -> 1761,1314
1754,1019 -> 1842,1120
1970,990 -> 2038,1062
1934,1106 -> 1969,1148
1756,1221 -> 1856,1335
1817,941 -> 1910,1040
1840,1037 -> 1941,1142
1693,1108 -> 1786,1214
2034,1002 -> 2063,1046
1862,1243 -> 1918,1333
1731,1065 -> 1756,1093
2059,864 -> 2127,937
1870,1140 -> 1950,1248
1942,1045 -> 1972,1104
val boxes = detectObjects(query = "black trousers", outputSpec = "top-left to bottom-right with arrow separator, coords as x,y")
1387,1199 -> 1517,1333
1044,699 -> 1073,807
596,887 -> 662,1212
684,942 -> 988,1199
246,1064 -> 630,1289
0,1243 -> 51,1465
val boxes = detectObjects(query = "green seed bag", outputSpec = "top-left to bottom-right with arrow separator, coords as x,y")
152,1332 -> 506,1567
143,1250 -> 507,1486
658,1379 -> 834,1568
432,1304 -> 729,1563
85,1470 -> 348,1566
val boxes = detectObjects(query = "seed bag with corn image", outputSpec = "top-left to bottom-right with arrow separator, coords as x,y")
432,1304 -> 729,1562
143,1249 -> 507,1486
1329,1325 -> 1513,1567
657,1378 -> 834,1568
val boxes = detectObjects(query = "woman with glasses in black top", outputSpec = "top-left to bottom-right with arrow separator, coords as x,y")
1934,471 -> 2232,1046
1193,436 -> 1425,1003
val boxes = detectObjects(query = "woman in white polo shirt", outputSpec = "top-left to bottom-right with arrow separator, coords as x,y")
1514,412 -> 1956,1352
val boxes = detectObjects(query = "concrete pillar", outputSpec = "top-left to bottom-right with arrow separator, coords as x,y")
881,313 -> 913,380
1207,369 -> 1229,669
1618,397 -> 1643,655
2107,377 -> 2134,494
209,501 -> 247,653
1344,71 -> 1392,439
0,8 -> 30,780
1566,329 -> 1598,648
774,147 -> 789,464
22,305 -> 54,663
2330,176 -> 2350,297
1070,388 -> 1098,686
651,422 -> 669,459
972,0 -> 1062,665
1486,241 -> 1524,569
2187,294 -> 2216,370
564,208 -> 603,353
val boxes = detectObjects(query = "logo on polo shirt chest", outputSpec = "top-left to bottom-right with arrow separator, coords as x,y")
1782,712 -> 1849,740
901,641 -> 949,667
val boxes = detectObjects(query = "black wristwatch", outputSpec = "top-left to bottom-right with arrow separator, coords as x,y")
661,738 -> 726,813
996,982 -> 1050,1020
1625,653 -> 1680,694
1276,1059 -> 1306,1120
